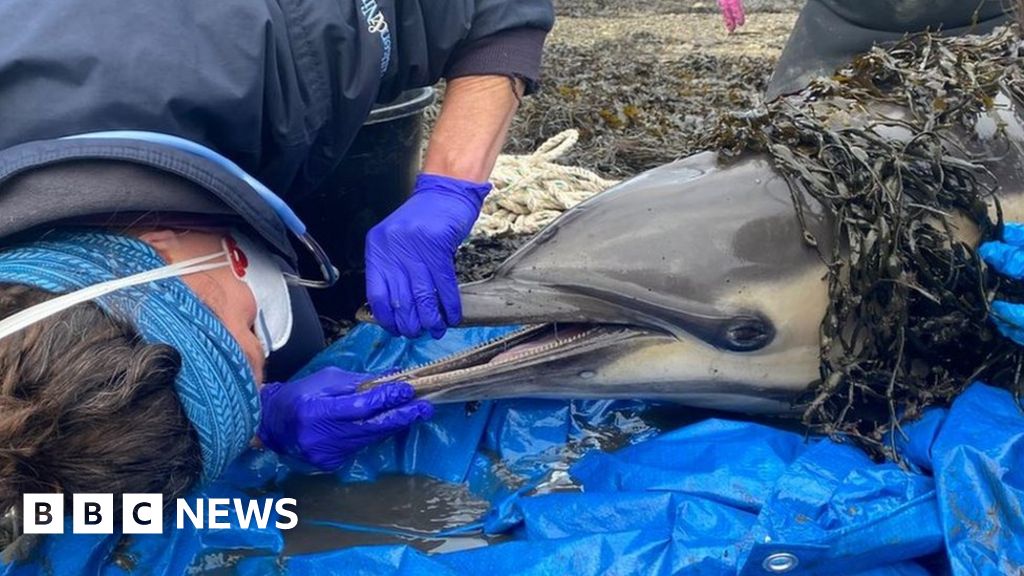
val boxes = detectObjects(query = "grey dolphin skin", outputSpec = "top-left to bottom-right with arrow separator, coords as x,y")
361,88 -> 1024,413
371,151 -> 832,413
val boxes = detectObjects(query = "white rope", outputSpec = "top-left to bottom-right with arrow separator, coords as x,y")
471,129 -> 619,238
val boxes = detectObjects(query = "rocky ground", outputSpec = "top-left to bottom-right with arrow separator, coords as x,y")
506,1 -> 798,175
554,0 -> 803,18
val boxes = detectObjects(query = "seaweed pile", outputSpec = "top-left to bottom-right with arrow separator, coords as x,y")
706,26 -> 1024,455
555,0 -> 804,18
505,36 -> 775,178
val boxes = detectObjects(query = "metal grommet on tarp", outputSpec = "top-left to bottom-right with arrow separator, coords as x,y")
762,552 -> 799,573
740,543 -> 830,575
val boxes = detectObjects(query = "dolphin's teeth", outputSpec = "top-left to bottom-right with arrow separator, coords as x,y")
358,324 -> 549,388
396,326 -> 608,389
358,323 -> 612,392
491,324 -> 594,364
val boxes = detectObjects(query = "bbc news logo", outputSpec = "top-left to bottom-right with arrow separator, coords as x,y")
23,494 -> 298,534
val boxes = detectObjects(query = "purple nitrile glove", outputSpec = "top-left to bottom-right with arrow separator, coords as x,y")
257,367 -> 433,471
365,173 -> 492,339
718,0 -> 746,33
979,222 -> 1024,346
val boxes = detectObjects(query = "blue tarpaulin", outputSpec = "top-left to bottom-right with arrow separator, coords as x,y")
4,324 -> 1023,575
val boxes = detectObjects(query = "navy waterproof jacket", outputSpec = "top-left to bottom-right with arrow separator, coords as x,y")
0,0 -> 554,373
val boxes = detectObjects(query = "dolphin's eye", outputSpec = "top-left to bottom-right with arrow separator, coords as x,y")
723,317 -> 774,351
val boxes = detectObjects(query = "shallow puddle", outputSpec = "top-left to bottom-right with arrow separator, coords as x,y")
279,474 -> 507,555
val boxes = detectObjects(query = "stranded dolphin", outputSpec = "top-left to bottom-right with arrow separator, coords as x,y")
371,150 -> 832,412
360,80 -> 1024,413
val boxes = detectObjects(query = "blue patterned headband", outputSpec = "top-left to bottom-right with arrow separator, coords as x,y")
0,229 -> 260,481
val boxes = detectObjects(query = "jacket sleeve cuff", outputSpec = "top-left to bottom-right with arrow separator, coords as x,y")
444,28 -> 549,94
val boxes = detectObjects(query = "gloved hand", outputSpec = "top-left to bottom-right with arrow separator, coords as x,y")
365,173 -> 491,339
717,0 -> 746,33
979,223 -> 1024,345
257,367 -> 433,471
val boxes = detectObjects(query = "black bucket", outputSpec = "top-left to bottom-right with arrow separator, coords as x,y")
294,87 -> 436,320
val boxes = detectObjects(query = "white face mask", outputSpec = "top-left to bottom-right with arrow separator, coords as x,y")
223,231 -> 294,358
0,230 -> 294,358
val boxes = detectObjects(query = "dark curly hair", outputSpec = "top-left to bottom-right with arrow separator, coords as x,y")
0,283 -> 202,561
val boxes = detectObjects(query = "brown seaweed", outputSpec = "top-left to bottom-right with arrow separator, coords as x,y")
705,26 -> 1024,457
505,36 -> 776,178
555,0 -> 804,19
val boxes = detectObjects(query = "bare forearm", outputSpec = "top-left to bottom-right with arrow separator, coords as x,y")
422,75 -> 524,183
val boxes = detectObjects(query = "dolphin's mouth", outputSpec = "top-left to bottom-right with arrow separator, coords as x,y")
358,323 -> 652,398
